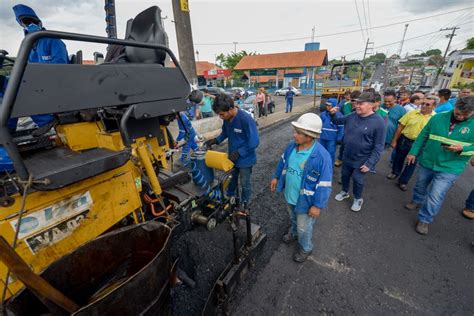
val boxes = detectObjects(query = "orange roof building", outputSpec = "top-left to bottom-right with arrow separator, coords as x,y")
234,50 -> 328,70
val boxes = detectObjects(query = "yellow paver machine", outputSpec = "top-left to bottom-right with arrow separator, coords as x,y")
0,6 -> 265,315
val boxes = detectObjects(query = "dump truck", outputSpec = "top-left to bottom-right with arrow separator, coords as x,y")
0,6 -> 265,315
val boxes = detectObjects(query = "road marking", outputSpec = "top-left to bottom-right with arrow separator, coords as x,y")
307,256 -> 353,273
383,287 -> 420,310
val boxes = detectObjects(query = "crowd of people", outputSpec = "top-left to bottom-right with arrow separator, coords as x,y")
200,85 -> 473,263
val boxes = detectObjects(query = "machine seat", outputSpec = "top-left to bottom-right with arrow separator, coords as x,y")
24,147 -> 130,191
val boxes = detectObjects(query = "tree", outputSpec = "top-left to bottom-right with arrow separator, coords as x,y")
428,55 -> 445,68
365,53 -> 386,65
215,50 -> 256,70
465,37 -> 474,50
425,49 -> 442,56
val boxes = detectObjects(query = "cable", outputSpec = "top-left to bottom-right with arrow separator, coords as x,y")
1,175 -> 33,310
424,9 -> 472,49
367,0 -> 373,40
361,0 -> 370,40
330,19 -> 472,61
354,0 -> 366,44
194,6 -> 473,46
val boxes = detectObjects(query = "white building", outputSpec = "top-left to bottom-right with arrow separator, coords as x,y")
438,49 -> 474,89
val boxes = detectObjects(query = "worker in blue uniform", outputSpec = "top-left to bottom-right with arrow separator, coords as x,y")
319,98 -> 344,165
175,112 -> 199,165
1,5 -> 69,173
11,4 -> 69,129
204,94 -> 260,208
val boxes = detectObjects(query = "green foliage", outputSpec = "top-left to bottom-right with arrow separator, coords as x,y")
453,82 -> 474,90
425,49 -> 442,56
465,37 -> 474,50
428,55 -> 444,68
216,50 -> 257,79
215,50 -> 256,70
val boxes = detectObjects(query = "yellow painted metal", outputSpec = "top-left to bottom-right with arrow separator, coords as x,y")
97,131 -> 125,152
135,137 -> 163,195
205,150 -> 234,172
0,162 -> 142,300
55,122 -> 100,151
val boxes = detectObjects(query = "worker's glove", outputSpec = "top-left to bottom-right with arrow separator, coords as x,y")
204,138 -> 218,148
228,151 -> 240,162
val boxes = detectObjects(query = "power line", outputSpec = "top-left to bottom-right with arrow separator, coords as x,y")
194,6 -> 473,46
330,20 -> 472,60
367,0 -> 373,40
354,0 -> 366,44
361,0 -> 370,40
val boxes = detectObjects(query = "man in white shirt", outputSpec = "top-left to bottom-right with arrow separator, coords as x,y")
404,94 -> 423,112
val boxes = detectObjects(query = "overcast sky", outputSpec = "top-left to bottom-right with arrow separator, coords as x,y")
0,0 -> 472,64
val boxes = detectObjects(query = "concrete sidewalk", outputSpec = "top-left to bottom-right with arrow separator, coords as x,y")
168,98 -> 319,141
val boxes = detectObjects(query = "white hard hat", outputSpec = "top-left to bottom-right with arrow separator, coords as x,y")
291,113 -> 322,138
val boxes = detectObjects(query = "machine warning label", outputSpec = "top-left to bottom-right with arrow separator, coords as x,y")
25,210 -> 89,254
10,191 -> 93,239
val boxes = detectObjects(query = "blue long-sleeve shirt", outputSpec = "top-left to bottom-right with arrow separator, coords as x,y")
176,112 -> 196,142
273,141 -> 333,213
320,110 -> 344,142
216,109 -> 259,168
331,112 -> 386,171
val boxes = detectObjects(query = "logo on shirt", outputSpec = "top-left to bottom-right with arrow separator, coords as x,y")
460,127 -> 470,135
287,166 -> 304,177
41,55 -> 52,61
234,128 -> 242,133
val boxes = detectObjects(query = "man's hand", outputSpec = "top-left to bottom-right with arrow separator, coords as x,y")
445,144 -> 463,153
308,206 -> 321,218
173,141 -> 179,149
390,140 -> 397,149
406,154 -> 416,165
228,151 -> 240,162
204,138 -> 217,148
329,107 -> 339,115
360,165 -> 370,173
270,179 -> 278,192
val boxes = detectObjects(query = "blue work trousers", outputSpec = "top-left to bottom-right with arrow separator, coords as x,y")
287,204 -> 316,253
341,163 -> 367,199
412,165 -> 459,224
227,166 -> 253,204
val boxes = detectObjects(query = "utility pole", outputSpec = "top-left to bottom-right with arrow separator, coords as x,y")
104,0 -> 117,39
362,38 -> 374,84
172,0 -> 197,86
311,26 -> 315,42
433,26 -> 460,88
233,42 -> 238,54
397,24 -> 409,57
363,37 -> 374,60
195,50 -> 199,62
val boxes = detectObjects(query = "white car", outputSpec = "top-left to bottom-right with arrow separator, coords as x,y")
274,87 -> 301,96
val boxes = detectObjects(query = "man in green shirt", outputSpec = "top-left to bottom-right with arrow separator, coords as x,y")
405,96 -> 474,235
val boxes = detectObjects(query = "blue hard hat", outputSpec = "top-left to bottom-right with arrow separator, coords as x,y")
12,4 -> 41,26
325,98 -> 338,107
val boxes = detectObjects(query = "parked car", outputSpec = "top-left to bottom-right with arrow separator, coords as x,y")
416,85 -> 432,94
274,87 -> 301,96
241,95 -> 256,121
200,86 -> 234,98
241,95 -> 275,117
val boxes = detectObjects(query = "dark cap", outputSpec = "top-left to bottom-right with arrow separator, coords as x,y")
356,92 -> 376,103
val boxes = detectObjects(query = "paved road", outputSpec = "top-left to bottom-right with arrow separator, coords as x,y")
271,95 -> 315,114
230,119 -> 473,315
